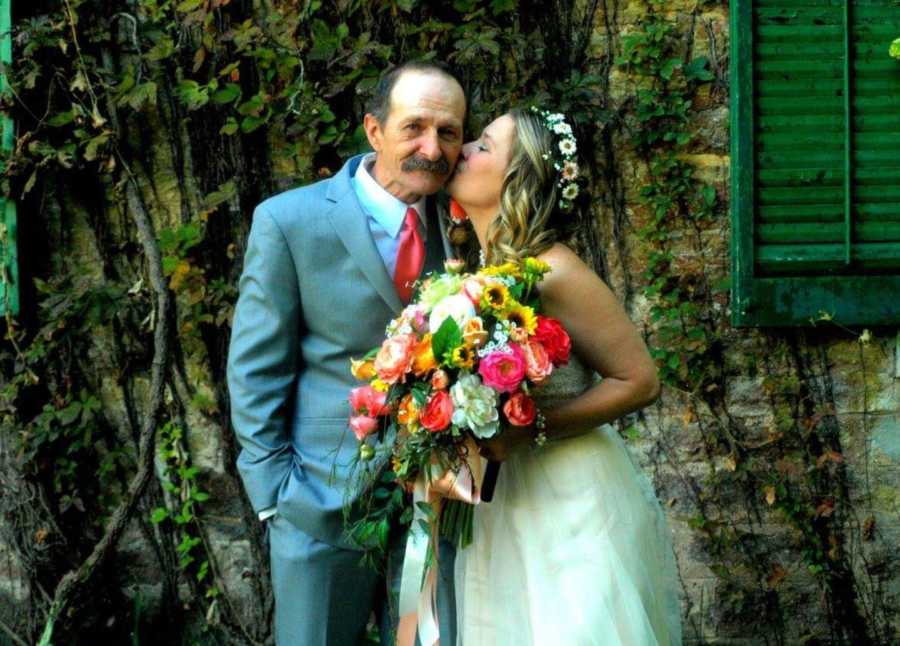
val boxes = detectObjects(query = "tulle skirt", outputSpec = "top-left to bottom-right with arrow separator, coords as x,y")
454,424 -> 682,646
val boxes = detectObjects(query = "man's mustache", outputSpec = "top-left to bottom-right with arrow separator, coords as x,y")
402,155 -> 450,175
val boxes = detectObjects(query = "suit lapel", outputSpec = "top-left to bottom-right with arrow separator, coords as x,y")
325,157 -> 403,313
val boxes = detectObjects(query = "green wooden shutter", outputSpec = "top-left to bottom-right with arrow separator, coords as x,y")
731,0 -> 900,326
0,0 -> 17,317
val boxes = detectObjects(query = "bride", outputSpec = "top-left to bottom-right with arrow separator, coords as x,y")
445,107 -> 683,645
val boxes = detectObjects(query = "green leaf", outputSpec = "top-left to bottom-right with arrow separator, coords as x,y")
220,117 -> 239,136
57,402 -> 82,426
240,114 -> 267,133
150,507 -> 169,523
659,57 -> 681,80
212,83 -> 241,105
431,316 -> 462,366
891,37 -> 900,60
47,111 -> 75,127
491,0 -> 516,14
397,0 -> 417,11
684,57 -> 714,82
453,0 -> 478,11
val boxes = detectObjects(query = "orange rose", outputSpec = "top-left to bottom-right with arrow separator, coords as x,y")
522,339 -> 553,384
374,334 -> 416,384
431,369 -> 450,390
420,391 -> 454,432
412,333 -> 438,376
462,317 -> 488,349
503,391 -> 536,427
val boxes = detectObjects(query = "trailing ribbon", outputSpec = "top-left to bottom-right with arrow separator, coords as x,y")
396,438 -> 485,646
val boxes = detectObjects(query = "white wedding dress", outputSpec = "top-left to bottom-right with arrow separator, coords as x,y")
454,355 -> 683,645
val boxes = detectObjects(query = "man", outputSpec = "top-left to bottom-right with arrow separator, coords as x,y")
227,62 -> 466,644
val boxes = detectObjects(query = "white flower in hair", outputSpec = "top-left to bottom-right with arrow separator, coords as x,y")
562,161 -> 579,181
530,105 -> 581,212
559,138 -> 577,155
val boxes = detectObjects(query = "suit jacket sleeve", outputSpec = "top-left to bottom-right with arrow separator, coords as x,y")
227,204 -> 301,514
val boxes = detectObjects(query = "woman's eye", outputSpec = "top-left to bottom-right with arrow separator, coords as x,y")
478,144 -> 488,152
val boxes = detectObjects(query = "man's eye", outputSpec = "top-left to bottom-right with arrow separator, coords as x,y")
478,144 -> 488,152
405,124 -> 420,131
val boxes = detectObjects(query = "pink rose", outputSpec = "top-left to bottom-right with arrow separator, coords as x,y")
420,391 -> 454,432
401,304 -> 428,333
431,369 -> 450,391
349,385 -> 389,417
349,415 -> 378,441
522,340 -> 553,384
478,344 -> 527,393
503,391 -> 536,427
533,316 -> 572,366
374,334 -> 416,384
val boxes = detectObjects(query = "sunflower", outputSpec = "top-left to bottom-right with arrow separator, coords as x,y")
481,283 -> 510,312
449,344 -> 476,370
503,303 -> 538,334
524,257 -> 551,276
479,262 -> 520,278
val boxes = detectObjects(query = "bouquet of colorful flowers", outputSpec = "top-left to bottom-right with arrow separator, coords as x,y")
344,256 -> 572,561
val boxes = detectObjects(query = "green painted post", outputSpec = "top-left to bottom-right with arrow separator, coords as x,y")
730,0 -> 754,327
842,0 -> 852,266
0,0 -> 18,317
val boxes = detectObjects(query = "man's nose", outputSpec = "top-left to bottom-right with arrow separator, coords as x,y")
418,130 -> 441,161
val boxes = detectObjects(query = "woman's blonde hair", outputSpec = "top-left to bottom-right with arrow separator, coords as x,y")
483,107 -> 567,265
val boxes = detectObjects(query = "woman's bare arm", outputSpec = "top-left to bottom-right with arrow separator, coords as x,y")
479,243 -> 660,461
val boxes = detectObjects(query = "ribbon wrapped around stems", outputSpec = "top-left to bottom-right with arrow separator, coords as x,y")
395,437 -> 486,646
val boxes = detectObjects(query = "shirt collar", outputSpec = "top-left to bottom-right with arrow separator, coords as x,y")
355,153 -> 427,238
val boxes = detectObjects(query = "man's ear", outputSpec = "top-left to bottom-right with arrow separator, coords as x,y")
363,113 -> 383,153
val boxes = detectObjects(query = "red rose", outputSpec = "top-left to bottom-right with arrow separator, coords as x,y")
533,316 -> 571,366
503,391 -> 536,427
420,391 -> 454,432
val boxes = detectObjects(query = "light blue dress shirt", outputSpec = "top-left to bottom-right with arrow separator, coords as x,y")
352,153 -> 428,278
258,154 -> 427,521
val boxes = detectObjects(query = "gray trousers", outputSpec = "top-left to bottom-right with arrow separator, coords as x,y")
268,513 -> 456,645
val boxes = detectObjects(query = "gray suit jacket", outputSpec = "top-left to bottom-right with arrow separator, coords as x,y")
227,154 -> 452,547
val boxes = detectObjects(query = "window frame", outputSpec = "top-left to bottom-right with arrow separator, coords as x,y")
730,0 -> 900,327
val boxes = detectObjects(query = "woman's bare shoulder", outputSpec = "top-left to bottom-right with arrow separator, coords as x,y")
537,243 -> 592,285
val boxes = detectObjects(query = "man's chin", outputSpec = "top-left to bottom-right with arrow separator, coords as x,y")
409,173 -> 451,196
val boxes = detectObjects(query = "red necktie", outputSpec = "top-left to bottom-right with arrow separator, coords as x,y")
394,207 -> 425,304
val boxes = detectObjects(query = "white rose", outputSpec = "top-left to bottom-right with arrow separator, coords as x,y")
429,294 -> 476,333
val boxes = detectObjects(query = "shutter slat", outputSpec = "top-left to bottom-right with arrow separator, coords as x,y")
756,1 -> 844,7
758,186 -> 844,205
759,223 -> 900,243
756,204 -> 900,224
758,114 -> 843,131
758,243 -> 900,274
758,168 -> 843,187
757,25 -> 844,41
756,7 -> 843,25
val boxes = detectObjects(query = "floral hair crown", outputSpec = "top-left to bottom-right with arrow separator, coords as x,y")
530,106 -> 580,211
